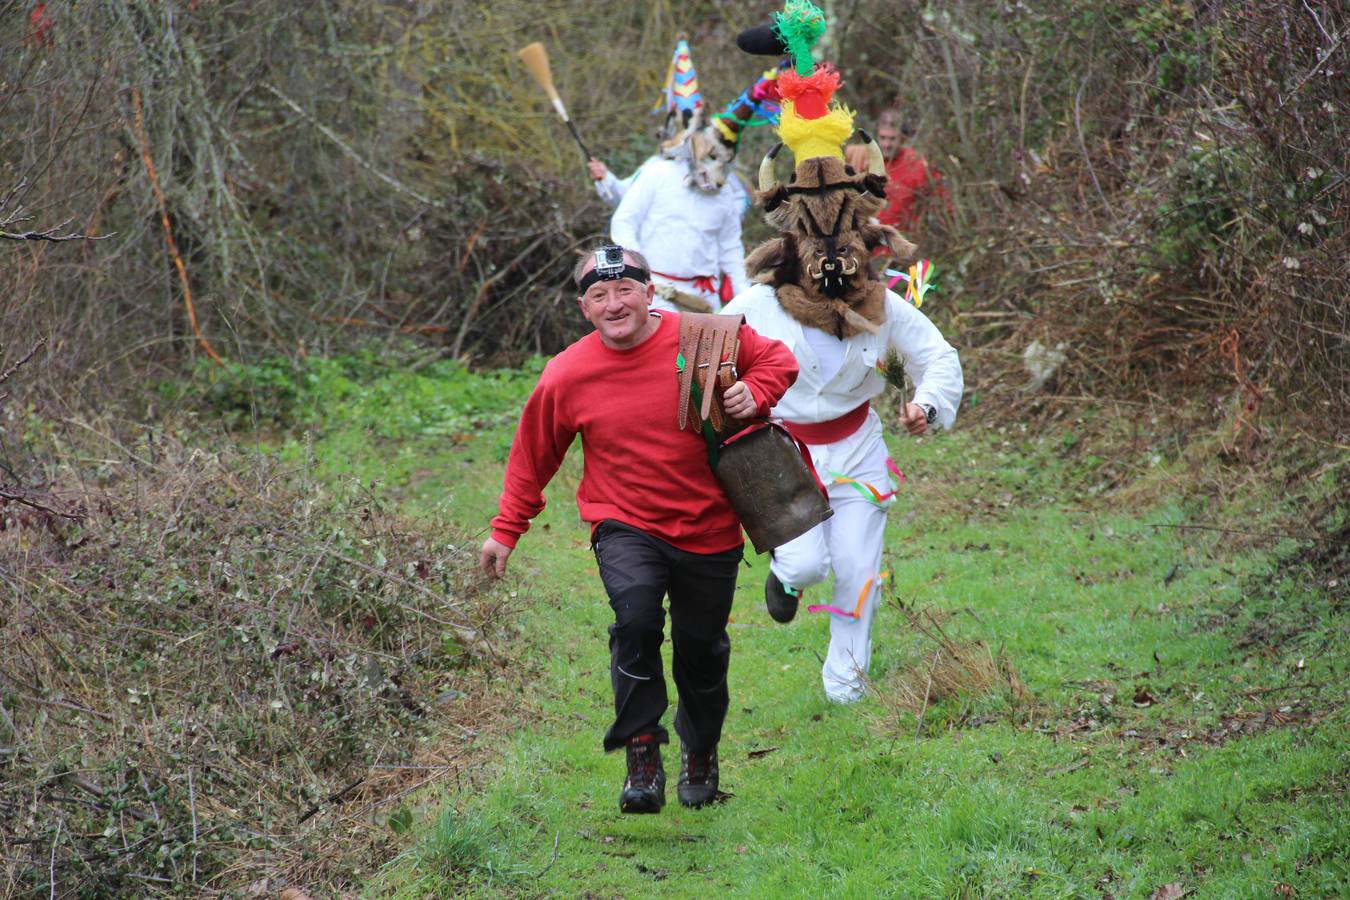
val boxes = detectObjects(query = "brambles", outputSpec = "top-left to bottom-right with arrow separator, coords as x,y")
0,427 -> 517,895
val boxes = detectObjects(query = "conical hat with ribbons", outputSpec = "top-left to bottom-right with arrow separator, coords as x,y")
653,36 -> 703,124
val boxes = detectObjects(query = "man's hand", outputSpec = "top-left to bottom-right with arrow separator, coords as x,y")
899,402 -> 929,436
587,158 -> 609,181
479,537 -> 513,579
843,143 -> 869,174
723,381 -> 759,420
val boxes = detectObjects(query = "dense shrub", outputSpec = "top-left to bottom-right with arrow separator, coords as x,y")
0,430 -> 515,894
1,1 -> 1344,422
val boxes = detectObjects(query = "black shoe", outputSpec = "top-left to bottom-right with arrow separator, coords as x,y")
765,571 -> 799,623
677,744 -> 719,808
619,734 -> 665,814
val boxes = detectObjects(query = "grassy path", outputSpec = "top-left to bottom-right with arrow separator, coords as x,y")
277,362 -> 1346,898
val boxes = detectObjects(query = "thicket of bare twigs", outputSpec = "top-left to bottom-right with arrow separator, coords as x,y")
1,1 -> 1345,432
843,2 -> 1347,439
0,426 -> 519,895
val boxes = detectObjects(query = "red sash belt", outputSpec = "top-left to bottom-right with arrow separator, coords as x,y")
652,270 -> 733,302
784,402 -> 870,445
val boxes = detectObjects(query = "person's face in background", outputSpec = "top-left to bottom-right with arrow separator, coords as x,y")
876,125 -> 903,162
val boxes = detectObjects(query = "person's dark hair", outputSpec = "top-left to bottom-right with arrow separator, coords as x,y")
573,245 -> 652,288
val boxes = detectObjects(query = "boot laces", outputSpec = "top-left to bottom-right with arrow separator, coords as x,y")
685,748 -> 714,783
627,740 -> 660,788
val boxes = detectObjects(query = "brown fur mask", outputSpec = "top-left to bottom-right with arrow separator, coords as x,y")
746,143 -> 915,338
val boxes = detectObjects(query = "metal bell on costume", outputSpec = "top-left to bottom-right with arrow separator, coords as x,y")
714,423 -> 831,554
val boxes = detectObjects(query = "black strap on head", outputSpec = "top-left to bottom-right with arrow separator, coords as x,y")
578,264 -> 650,294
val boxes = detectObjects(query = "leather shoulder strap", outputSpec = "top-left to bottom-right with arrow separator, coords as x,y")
676,313 -> 743,434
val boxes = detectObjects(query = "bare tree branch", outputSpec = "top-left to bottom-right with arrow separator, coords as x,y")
0,338 -> 45,387
260,82 -> 443,209
1,180 -> 112,242
0,486 -> 83,522
0,178 -> 26,215
0,219 -> 115,243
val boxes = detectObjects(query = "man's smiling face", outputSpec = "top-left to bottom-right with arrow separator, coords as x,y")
576,254 -> 656,350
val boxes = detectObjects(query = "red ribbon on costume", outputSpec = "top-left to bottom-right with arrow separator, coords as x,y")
652,270 -> 723,296
719,276 -> 734,303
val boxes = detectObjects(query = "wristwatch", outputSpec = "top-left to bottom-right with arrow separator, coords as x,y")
917,402 -> 937,426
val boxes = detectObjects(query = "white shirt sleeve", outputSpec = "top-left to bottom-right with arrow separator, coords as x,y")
886,294 -> 963,429
718,200 -> 750,297
609,167 -> 655,249
594,171 -> 625,208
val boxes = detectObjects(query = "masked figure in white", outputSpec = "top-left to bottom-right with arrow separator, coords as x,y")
722,1 -> 964,703
605,38 -> 781,313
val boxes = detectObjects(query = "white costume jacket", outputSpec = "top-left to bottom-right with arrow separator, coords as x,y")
597,156 -> 751,214
721,283 -> 963,434
722,281 -> 963,704
610,158 -> 750,312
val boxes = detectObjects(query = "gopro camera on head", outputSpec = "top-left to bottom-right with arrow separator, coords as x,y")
577,243 -> 648,293
593,244 -> 627,280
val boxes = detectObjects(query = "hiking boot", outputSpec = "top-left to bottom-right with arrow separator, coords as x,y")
677,744 -> 719,808
765,571 -> 799,623
619,734 -> 665,814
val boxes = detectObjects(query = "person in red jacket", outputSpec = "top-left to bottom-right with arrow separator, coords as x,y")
479,244 -> 798,814
845,109 -> 949,241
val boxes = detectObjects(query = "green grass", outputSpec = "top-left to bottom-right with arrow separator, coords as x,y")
231,355 -> 1347,898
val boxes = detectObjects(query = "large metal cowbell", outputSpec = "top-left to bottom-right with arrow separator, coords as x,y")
715,422 -> 831,554
677,313 -> 832,554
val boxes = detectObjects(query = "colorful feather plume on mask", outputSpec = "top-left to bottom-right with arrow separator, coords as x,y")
768,0 -> 855,163
773,0 -> 828,76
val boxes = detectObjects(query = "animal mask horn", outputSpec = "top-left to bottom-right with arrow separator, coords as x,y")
858,129 -> 885,176
759,142 -> 784,192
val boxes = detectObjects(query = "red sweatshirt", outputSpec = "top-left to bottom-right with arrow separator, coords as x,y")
490,312 -> 799,554
878,147 -> 949,232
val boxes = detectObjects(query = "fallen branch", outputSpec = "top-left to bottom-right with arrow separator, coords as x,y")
914,649 -> 940,738
296,777 -> 365,825
4,690 -> 111,721
0,486 -> 83,522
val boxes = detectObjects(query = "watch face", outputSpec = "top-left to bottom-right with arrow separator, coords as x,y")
922,404 -> 937,424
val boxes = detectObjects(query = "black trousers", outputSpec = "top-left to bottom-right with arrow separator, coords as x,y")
591,520 -> 742,753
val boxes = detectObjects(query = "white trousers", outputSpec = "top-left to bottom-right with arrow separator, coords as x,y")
768,413 -> 894,703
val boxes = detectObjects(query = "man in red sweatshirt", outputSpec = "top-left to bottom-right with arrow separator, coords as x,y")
479,244 -> 798,814
845,109 -> 950,241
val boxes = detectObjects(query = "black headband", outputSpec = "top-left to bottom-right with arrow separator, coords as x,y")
578,265 -> 650,294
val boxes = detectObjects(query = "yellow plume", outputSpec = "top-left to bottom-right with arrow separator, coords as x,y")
778,101 -> 855,161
